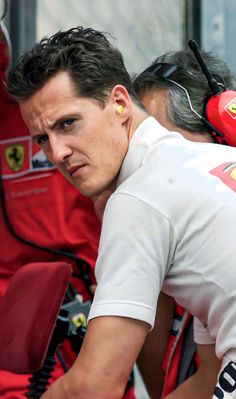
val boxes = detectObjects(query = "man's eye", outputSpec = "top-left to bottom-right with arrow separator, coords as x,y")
63,119 -> 75,128
36,135 -> 49,145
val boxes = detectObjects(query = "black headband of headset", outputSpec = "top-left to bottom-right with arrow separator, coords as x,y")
143,62 -> 226,89
142,62 -> 183,80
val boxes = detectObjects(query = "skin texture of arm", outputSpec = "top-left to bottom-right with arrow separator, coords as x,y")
164,343 -> 222,399
41,316 -> 150,399
137,292 -> 174,399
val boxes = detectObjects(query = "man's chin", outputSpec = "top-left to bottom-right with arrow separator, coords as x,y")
72,182 -> 100,198
66,175 -> 117,198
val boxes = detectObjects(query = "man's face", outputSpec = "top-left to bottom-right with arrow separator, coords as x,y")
20,71 -> 129,197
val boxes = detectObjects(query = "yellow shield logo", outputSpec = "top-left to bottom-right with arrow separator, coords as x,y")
228,103 -> 236,114
5,144 -> 25,172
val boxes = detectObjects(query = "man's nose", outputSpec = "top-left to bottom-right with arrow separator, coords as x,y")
49,136 -> 72,164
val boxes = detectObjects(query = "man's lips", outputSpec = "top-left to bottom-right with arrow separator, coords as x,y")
68,164 -> 86,178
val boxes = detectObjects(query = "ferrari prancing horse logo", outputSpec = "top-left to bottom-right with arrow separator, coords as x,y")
5,144 -> 25,172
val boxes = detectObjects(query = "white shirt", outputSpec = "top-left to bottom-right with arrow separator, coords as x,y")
89,117 -> 236,361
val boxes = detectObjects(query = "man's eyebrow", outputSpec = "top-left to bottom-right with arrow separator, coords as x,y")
49,116 -> 65,130
49,114 -> 80,130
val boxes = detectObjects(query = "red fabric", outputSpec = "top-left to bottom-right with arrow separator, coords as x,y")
124,386 -> 136,399
162,305 -> 188,397
0,261 -> 72,373
0,22 -> 11,74
162,304 -> 199,397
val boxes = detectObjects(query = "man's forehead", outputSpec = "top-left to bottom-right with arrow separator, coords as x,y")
19,73 -> 76,117
35,71 -> 77,103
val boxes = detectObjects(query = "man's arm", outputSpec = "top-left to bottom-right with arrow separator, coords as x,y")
137,292 -> 174,399
165,343 -> 221,399
41,316 -> 149,399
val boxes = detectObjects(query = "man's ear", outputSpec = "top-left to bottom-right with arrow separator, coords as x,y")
111,85 -> 132,122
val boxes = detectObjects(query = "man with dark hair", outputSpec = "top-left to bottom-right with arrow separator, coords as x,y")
7,27 -> 236,399
132,50 -> 236,399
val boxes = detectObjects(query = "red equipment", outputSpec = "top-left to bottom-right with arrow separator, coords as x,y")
188,40 -> 236,147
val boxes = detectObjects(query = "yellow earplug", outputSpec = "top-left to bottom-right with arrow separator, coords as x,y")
116,105 -> 124,115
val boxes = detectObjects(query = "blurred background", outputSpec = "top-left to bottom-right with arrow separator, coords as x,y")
1,0 -> 236,75
1,0 -> 236,397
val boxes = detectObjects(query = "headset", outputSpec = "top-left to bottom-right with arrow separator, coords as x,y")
143,40 -> 236,147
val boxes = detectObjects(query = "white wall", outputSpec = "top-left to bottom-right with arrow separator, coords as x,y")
36,0 -> 183,74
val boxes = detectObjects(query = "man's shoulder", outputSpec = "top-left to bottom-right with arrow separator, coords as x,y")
114,137 -> 236,216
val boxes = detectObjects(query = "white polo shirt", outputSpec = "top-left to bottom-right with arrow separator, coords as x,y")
89,117 -> 236,361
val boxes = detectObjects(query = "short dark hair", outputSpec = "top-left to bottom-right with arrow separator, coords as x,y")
7,26 -> 138,107
133,50 -> 236,134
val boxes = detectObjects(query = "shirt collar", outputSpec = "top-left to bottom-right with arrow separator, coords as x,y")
117,116 -> 170,186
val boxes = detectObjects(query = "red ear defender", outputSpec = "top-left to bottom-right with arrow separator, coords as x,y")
205,91 -> 236,146
189,40 -> 236,147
